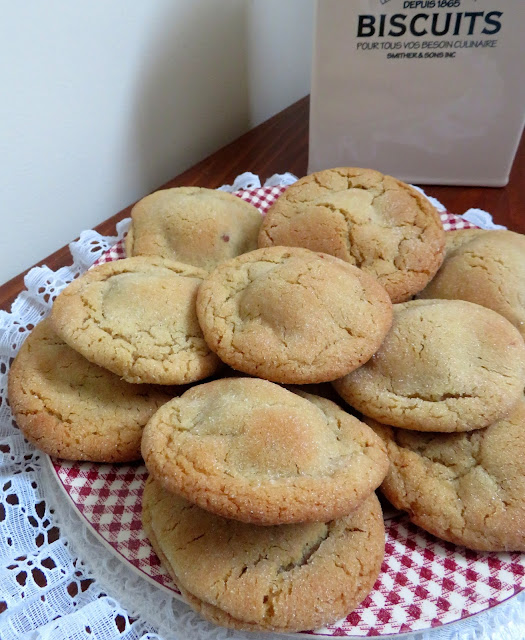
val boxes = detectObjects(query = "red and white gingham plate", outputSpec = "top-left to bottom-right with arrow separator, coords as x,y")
48,186 -> 525,637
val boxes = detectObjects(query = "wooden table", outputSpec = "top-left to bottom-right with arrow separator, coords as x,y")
1,95 -> 523,312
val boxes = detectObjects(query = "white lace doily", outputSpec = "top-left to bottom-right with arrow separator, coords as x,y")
1,173 -> 522,640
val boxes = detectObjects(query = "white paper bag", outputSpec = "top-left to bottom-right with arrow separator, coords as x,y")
309,0 -> 525,185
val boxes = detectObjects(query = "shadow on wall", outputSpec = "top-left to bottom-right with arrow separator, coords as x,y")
130,0 -> 251,195
245,0 -> 314,128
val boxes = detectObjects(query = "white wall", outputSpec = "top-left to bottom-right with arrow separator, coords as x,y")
0,0 -> 313,284
248,0 -> 314,127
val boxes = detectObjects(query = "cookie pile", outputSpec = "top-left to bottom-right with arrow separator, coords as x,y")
142,378 -> 389,631
331,231 -> 525,553
259,166 -> 445,302
7,173 -> 525,632
8,255 -> 222,462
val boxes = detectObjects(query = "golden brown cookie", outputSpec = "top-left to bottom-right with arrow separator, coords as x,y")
258,167 -> 445,302
142,476 -> 385,632
142,377 -> 389,525
367,399 -> 525,551
142,494 -> 267,633
418,230 -> 525,338
7,318 -> 172,462
196,246 -> 393,384
333,299 -> 525,432
51,257 -> 220,385
441,228 -> 488,256
125,187 -> 262,271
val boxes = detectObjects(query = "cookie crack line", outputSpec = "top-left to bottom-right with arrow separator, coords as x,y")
15,386 -> 134,454
259,521 -> 370,625
393,390 -> 478,403
314,199 -> 428,274
315,202 -> 363,267
19,385 -> 75,428
82,297 -> 207,357
277,526 -> 330,575
388,429 -> 514,539
340,170 -> 384,196
280,268 -> 372,338
74,302 -> 212,378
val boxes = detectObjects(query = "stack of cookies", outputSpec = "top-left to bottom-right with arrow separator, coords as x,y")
8,257 -> 222,462
7,168 -> 525,633
141,378 -> 389,632
332,298 -> 525,552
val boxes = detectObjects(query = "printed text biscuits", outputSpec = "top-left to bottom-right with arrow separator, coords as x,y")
142,378 -> 389,525
51,257 -> 220,384
259,167 -> 445,302
196,247 -> 393,383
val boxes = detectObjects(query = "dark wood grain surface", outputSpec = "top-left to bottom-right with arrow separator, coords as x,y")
1,95 -> 523,312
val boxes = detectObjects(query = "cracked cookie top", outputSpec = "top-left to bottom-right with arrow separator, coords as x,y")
367,400 -> 525,551
333,299 -> 525,432
142,476 -> 385,632
51,256 -> 221,384
142,377 -> 389,525
125,187 -> 262,271
418,230 -> 525,338
196,246 -> 393,384
258,167 -> 445,303
7,318 -> 172,462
